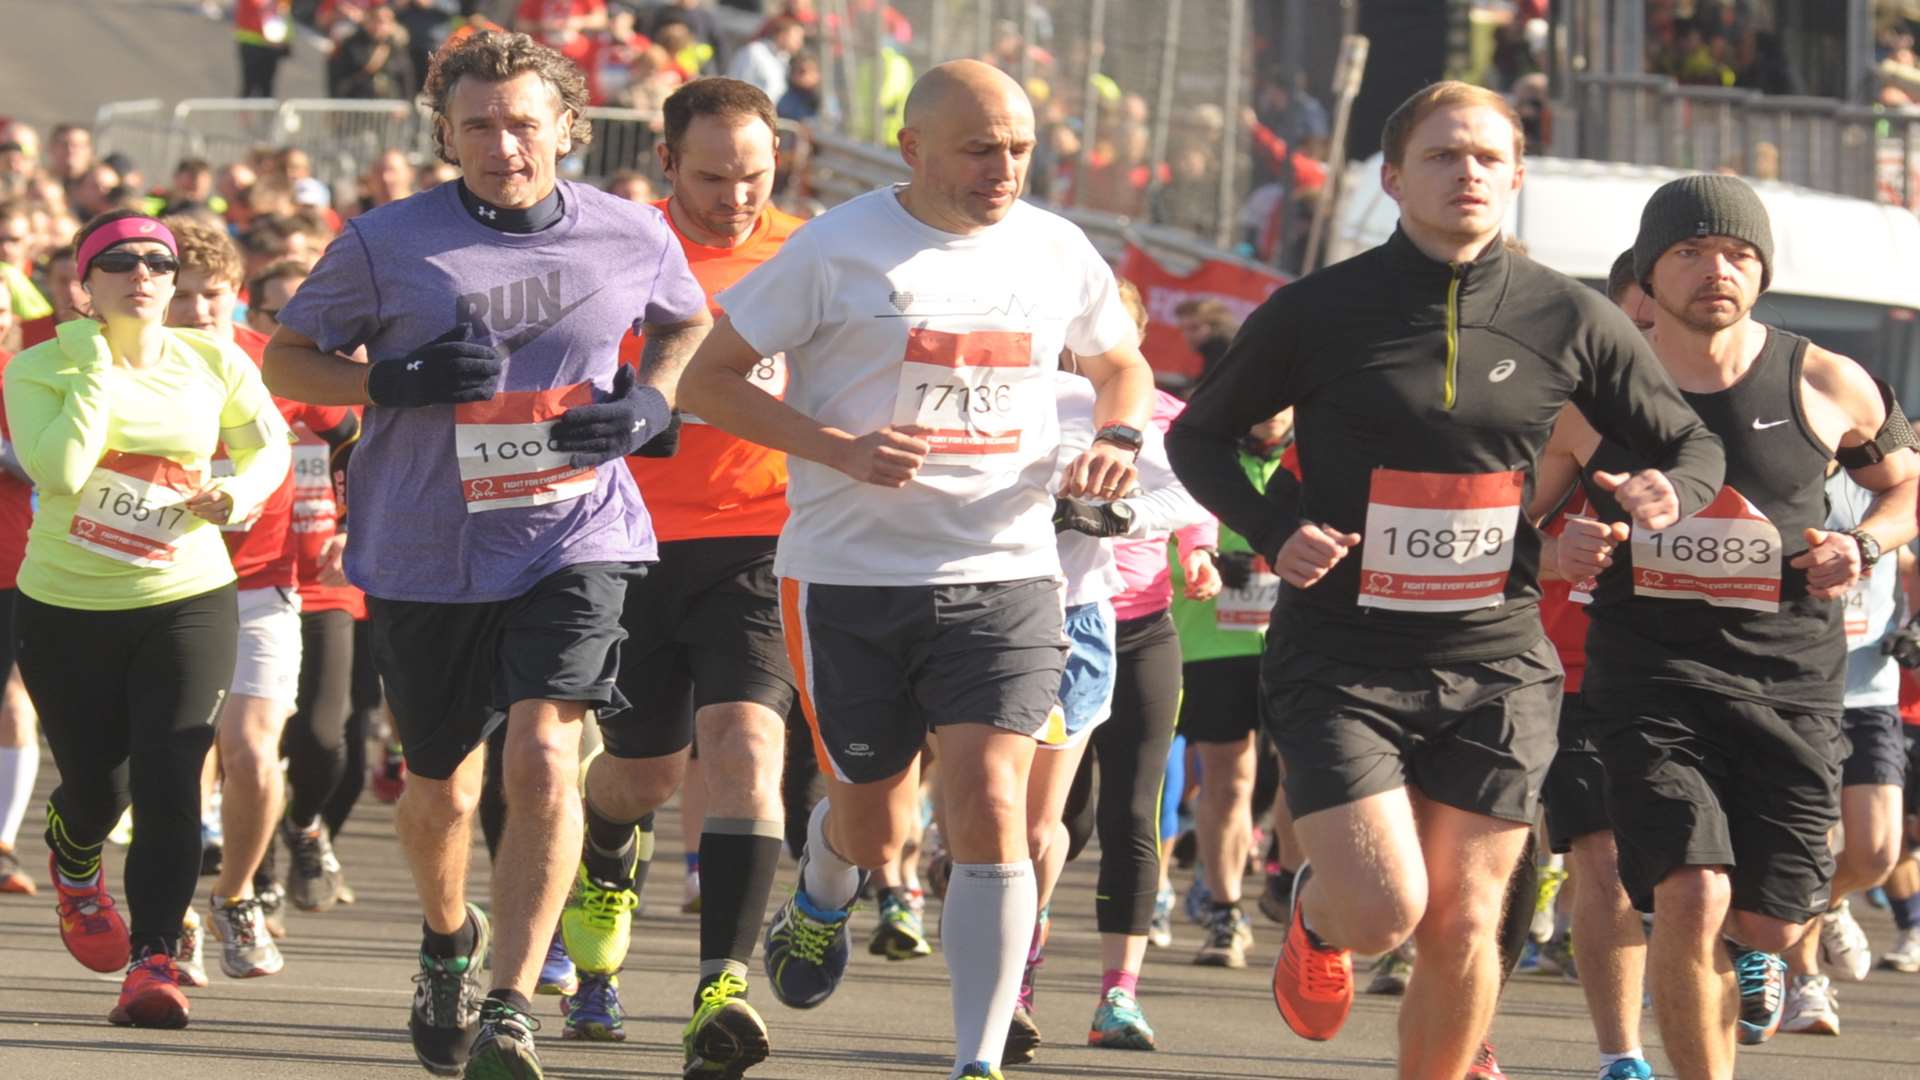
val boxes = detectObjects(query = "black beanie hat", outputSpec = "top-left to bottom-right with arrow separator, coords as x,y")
1632,174 -> 1773,293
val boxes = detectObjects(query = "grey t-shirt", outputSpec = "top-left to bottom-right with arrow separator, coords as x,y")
279,180 -> 705,602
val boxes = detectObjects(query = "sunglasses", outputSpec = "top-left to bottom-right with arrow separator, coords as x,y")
91,251 -> 179,275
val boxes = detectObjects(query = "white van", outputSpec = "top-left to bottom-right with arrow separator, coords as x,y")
1330,154 -> 1920,406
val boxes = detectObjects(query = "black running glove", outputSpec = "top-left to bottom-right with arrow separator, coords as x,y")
549,365 -> 671,469
1215,550 -> 1258,591
1053,496 -> 1129,537
366,324 -> 503,407
630,409 -> 684,459
1884,620 -> 1920,669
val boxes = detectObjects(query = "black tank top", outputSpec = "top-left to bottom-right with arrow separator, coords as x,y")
1582,326 -> 1843,713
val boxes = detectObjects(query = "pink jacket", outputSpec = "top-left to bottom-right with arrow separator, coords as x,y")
1111,391 -> 1216,621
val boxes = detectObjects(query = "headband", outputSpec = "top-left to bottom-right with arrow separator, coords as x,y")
77,217 -> 178,279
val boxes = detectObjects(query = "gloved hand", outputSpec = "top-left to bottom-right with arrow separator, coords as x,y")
549,365 -> 671,468
366,323 -> 503,407
1883,620 -> 1920,669
1053,496 -> 1129,537
630,409 -> 683,459
1215,550 -> 1258,591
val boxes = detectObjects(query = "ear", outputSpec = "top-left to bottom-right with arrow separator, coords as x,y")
655,140 -> 673,176
897,127 -> 919,171
1381,158 -> 1402,204
556,110 -> 575,158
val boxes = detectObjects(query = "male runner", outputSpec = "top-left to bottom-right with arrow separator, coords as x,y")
265,31 -> 710,1080
1533,174 -> 1917,1080
678,59 -> 1154,1080
1165,81 -> 1726,1080
556,76 -> 807,1075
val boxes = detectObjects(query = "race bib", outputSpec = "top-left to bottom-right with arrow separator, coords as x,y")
207,452 -> 272,533
1843,576 -> 1871,647
453,385 -> 597,513
1630,485 -> 1781,612
290,440 -> 335,534
684,352 -> 785,426
69,451 -> 202,567
1216,558 -> 1280,633
892,327 -> 1045,464
1357,468 -> 1523,612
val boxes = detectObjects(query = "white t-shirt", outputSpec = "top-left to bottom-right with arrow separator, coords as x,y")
721,186 -> 1138,586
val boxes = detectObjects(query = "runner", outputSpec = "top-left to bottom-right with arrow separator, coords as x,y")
554,76 -> 805,1072
8,209 -> 291,1027
1165,82 -> 1726,1079
1541,174 -> 1918,1079
162,217 -> 357,978
1880,651 -> 1920,972
676,59 -> 1155,1080
264,30 -> 711,1079
0,279 -> 41,899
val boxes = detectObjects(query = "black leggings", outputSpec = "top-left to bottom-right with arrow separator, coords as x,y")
323,617 -> 381,837
284,608 -> 355,826
1062,608 -> 1182,936
238,42 -> 282,98
18,585 -> 238,955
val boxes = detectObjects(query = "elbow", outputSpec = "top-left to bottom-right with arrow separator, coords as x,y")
34,467 -> 88,498
261,347 -> 298,399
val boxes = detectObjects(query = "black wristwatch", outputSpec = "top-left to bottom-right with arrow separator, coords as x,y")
1093,423 -> 1145,455
1846,528 -> 1883,567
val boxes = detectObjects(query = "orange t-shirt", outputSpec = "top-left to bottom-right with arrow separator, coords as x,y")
621,198 -> 802,542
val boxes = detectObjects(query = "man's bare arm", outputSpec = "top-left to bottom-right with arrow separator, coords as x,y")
264,325 -> 372,405
633,310 -> 714,407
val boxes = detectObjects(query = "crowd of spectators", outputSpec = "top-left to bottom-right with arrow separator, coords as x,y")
1642,1 -> 1802,95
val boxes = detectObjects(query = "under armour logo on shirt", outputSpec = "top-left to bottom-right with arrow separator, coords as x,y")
631,421 -> 643,432
407,360 -> 423,371
477,205 -> 498,220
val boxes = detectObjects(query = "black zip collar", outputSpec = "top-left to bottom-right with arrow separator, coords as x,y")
457,181 -> 565,234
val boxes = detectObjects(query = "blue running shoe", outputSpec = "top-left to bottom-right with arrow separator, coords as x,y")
1088,987 -> 1156,1050
1602,1057 -> 1655,1079
763,864 -> 856,1010
1148,884 -> 1174,948
1183,876 -> 1213,926
560,972 -> 625,1041
537,931 -> 577,998
1731,946 -> 1787,1045
1514,939 -> 1542,974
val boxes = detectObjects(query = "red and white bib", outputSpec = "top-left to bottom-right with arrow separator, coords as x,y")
453,385 -> 598,513
1629,485 -> 1781,612
1216,556 -> 1280,633
891,327 -> 1046,465
1357,468 -> 1523,613
68,451 -> 203,567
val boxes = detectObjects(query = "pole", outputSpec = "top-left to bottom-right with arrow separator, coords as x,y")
1215,0 -> 1247,249
1144,0 -> 1185,215
824,0 -> 853,137
1017,0 -> 1034,96
870,2 -> 887,147
1302,33 -> 1369,273
1069,0 -> 1108,209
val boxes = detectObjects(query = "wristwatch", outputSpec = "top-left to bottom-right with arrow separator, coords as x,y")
1846,528 -> 1883,567
1093,423 -> 1145,455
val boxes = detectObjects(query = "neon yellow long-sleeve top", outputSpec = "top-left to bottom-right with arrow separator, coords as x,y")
5,319 -> 291,610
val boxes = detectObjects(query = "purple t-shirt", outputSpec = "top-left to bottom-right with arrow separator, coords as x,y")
278,180 -> 705,602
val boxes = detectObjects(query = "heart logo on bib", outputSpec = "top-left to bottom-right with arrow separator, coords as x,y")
1641,570 -> 1665,587
74,520 -> 96,537
1366,572 -> 1394,593
469,478 -> 495,498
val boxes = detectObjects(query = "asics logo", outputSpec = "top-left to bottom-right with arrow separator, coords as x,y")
1488,359 -> 1517,383
1752,417 -> 1790,430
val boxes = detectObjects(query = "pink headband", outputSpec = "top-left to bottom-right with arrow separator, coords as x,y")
77,217 -> 178,279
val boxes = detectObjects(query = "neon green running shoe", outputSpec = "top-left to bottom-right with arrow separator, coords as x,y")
682,971 -> 770,1078
867,888 -> 933,960
955,1063 -> 1005,1079
561,860 -> 638,975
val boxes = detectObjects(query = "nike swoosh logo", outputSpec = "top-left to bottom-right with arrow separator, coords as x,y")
497,284 -> 610,355
1752,418 -> 1791,430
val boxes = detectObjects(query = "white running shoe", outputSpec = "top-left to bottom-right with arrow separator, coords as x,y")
1779,973 -> 1839,1035
1880,926 -> 1920,973
176,909 -> 209,988
1818,899 -> 1873,982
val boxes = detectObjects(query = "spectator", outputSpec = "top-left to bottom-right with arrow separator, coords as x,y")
239,213 -> 313,280
603,169 -> 655,203
1173,298 -> 1239,374
1077,123 -> 1158,219
393,0 -> 456,86
329,2 -> 416,99
654,18 -> 714,79
47,124 -> 92,188
354,148 -> 417,216
648,0 -> 726,66
70,162 -> 122,220
1663,18 -> 1736,87
584,6 -> 653,105
515,0 -> 606,70
1510,73 -> 1552,156
1742,30 -> 1800,96
415,158 -> 460,189
164,159 -> 221,217
216,162 -> 258,221
778,51 -> 827,123
729,15 -> 805,103
615,44 -> 688,114
234,0 -> 294,98
273,148 -> 333,215
0,122 -> 39,169
101,153 -> 145,198
0,142 -> 30,183
845,8 -> 912,146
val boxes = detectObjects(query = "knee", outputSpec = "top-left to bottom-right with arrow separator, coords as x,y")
1337,885 -> 1425,954
400,774 -> 482,824
1652,867 -> 1732,937
1726,909 -> 1802,955
1839,834 -> 1901,887
503,725 -> 581,802
590,754 -> 682,817
828,821 -> 907,871
1569,837 -> 1632,909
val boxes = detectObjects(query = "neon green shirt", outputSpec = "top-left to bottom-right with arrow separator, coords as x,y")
1171,452 -> 1281,663
6,319 -> 290,610
2,262 -> 52,321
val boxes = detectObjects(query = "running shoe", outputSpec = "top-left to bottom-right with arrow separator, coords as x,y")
372,740 -> 407,803
176,908 -> 210,988
762,864 -> 856,1009
1540,934 -> 1579,982
1194,904 -> 1252,968
1600,1057 -> 1655,1079
1731,945 -> 1787,1045
1258,867 -> 1295,925
1005,950 -> 1042,1065
536,930 -> 577,997
50,853 -> 131,972
561,860 -> 639,975
199,804 -> 223,877
1147,883 -> 1174,948
0,849 -> 36,895
1087,987 -> 1157,1050
683,867 -> 703,914
956,1063 -> 1004,1079
1881,926 -> 1920,972
1531,865 -> 1568,943
868,887 -> 933,960
108,807 -> 133,846
1183,875 -> 1214,925
1465,1040 -> 1508,1079
281,815 -> 345,912
1365,941 -> 1415,996
1866,885 -> 1889,909
410,903 -> 490,1077
1271,864 -> 1352,1041
1172,825 -> 1197,869
257,880 -> 289,939
465,996 -> 542,1079
1817,899 -> 1873,982
1514,939 -> 1542,974
682,971 -> 770,1079
560,972 -> 624,1041
107,949 -> 189,1029
1779,973 -> 1839,1035
208,894 -> 284,978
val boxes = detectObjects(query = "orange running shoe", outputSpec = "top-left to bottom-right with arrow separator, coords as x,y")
50,853 -> 131,972
1465,1040 -> 1508,1079
1270,864 -> 1353,1041
0,849 -> 36,895
108,952 -> 190,1029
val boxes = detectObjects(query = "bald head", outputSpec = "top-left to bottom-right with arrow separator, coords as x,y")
896,60 -> 1036,233
904,59 -> 1032,132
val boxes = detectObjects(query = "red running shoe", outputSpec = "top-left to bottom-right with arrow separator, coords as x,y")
108,952 -> 190,1029
1465,1040 -> 1508,1079
371,742 -> 407,804
1270,864 -> 1353,1041
51,853 -> 131,972
0,849 -> 37,895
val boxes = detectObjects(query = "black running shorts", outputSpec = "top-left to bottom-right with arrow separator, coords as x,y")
1261,634 -> 1562,824
368,562 -> 640,780
1543,692 -> 1613,853
1841,705 -> 1909,789
1176,655 -> 1261,744
599,537 -> 796,760
1585,685 -> 1842,925
781,576 -> 1067,785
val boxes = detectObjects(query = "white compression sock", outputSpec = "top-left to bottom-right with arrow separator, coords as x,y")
944,861 -> 1037,1077
0,743 -> 40,847
800,798 -> 861,911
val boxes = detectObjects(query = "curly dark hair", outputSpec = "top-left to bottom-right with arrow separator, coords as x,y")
425,31 -> 592,166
